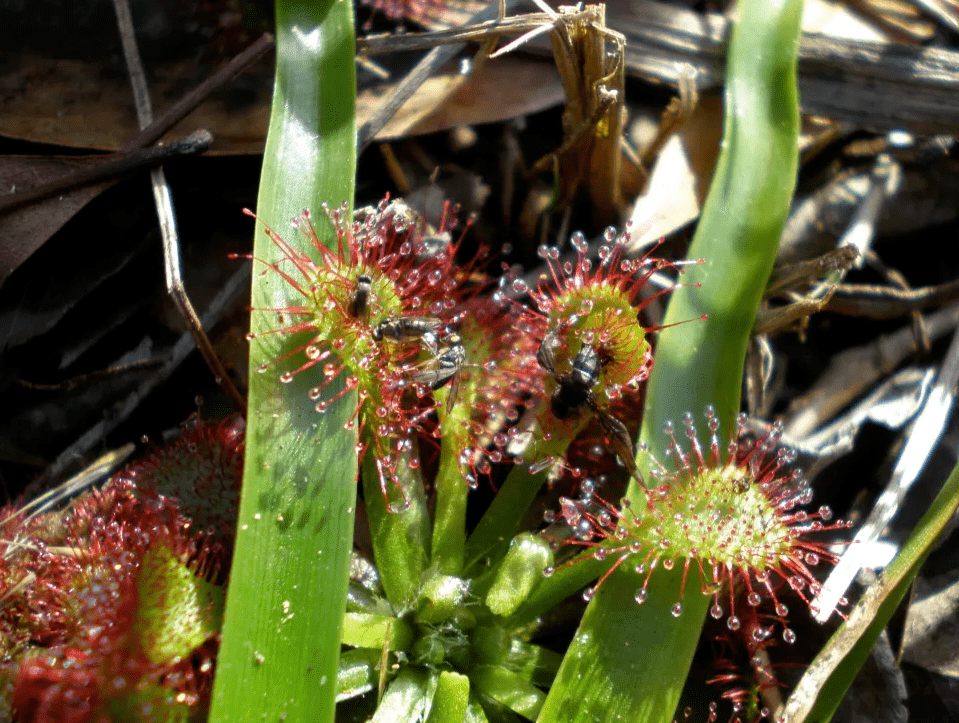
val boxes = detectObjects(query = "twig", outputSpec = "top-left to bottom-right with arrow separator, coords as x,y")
120,32 -> 274,154
785,303 -> 959,440
364,0 -> 959,133
363,1 -> 628,220
5,444 -> 136,540
766,248 -> 861,297
0,131 -> 212,216
358,12 -> 554,54
33,264 -> 251,491
112,0 -> 246,412
826,277 -> 959,318
14,358 -> 164,392
357,0 -> 522,152
911,0 -> 959,35
0,33 -> 271,216
757,152 -> 900,337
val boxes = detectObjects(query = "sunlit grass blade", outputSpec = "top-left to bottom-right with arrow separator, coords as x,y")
536,0 -> 804,721
209,1 -> 357,722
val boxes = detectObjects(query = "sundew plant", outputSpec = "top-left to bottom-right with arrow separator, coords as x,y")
203,2 -> 917,723
6,2 -> 959,723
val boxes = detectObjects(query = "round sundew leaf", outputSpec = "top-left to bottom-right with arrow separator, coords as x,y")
544,290 -> 652,396
134,543 -> 223,666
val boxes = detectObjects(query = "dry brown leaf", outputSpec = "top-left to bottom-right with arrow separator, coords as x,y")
0,54 -> 270,153
0,156 -> 118,283
357,56 -> 565,140
626,94 -> 722,249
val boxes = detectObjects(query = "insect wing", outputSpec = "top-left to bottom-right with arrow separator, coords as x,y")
411,364 -> 457,390
536,329 -> 560,373
411,338 -> 465,391
444,370 -> 462,417
593,404 -> 643,485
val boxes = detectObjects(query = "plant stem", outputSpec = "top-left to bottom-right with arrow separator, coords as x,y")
362,445 -> 431,611
431,434 -> 468,575
464,465 -> 550,576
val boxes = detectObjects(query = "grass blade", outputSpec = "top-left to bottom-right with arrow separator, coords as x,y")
536,0 -> 804,720
783,455 -> 959,722
209,1 -> 357,721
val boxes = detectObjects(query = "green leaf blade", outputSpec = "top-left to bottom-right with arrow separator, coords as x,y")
209,1 -> 357,721
536,1 -> 805,721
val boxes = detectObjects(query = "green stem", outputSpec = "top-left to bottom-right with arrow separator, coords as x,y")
362,444 -> 431,612
431,434 -> 468,575
464,400 -> 587,575
506,552 -> 610,631
537,1 -> 804,721
464,465 -> 550,576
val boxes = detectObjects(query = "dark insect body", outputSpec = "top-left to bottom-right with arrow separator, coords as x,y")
412,333 -> 466,391
372,316 -> 444,347
373,315 -> 466,414
348,274 -> 373,318
537,328 -> 642,484
542,341 -> 600,419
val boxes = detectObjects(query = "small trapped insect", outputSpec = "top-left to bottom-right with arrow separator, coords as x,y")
537,330 -> 600,420
348,273 -> 373,318
372,316 -> 445,350
354,198 -> 419,237
415,231 -> 453,265
374,316 -> 468,416
537,327 -> 641,482
411,333 -> 466,391
415,332 -> 468,416
354,198 -> 455,265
